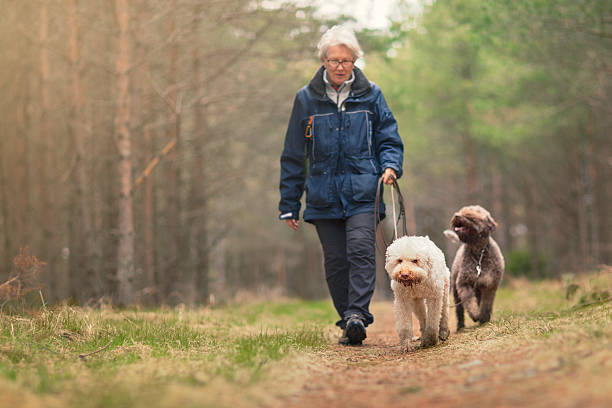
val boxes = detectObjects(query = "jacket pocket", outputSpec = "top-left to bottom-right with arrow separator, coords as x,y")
344,111 -> 371,156
306,173 -> 333,207
311,114 -> 336,161
350,173 -> 379,203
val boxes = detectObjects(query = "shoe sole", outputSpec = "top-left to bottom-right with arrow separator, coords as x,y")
345,321 -> 366,345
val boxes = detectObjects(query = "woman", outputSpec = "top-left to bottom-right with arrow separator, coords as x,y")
279,25 -> 403,345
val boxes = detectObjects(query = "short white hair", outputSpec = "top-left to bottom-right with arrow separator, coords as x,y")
317,25 -> 363,62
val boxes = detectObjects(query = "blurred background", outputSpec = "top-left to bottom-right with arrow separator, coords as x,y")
0,0 -> 610,306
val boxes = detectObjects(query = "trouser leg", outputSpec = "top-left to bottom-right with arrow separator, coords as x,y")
314,219 -> 349,326
344,212 -> 376,326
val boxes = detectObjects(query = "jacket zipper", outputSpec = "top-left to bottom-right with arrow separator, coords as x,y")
367,112 -> 376,172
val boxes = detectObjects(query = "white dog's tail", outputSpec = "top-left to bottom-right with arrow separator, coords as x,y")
443,229 -> 460,244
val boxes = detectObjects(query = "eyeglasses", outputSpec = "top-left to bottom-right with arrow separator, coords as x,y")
326,59 -> 355,68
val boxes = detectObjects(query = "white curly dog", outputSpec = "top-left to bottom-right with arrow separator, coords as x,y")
385,236 -> 450,350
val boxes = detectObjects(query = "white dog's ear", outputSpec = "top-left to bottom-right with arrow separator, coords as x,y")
384,258 -> 394,273
424,256 -> 434,272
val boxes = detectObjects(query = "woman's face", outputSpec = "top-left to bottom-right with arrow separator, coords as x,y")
323,45 -> 355,87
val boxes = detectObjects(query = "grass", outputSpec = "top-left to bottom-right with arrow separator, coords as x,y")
0,270 -> 610,407
0,299 -> 336,408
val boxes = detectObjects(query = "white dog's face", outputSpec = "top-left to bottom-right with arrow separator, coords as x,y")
385,236 -> 434,287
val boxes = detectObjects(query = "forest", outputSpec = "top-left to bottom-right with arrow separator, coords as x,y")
0,0 -> 610,306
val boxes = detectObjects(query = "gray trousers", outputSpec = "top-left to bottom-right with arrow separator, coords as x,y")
314,212 -> 376,328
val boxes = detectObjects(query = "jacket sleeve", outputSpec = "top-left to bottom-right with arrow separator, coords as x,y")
278,93 -> 307,220
373,88 -> 404,178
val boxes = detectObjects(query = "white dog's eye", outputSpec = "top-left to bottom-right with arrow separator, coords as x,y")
397,259 -> 403,264
412,259 -> 419,264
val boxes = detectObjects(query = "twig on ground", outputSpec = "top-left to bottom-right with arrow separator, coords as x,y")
79,340 -> 113,361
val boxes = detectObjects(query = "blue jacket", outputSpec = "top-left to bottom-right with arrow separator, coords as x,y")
279,66 -> 403,223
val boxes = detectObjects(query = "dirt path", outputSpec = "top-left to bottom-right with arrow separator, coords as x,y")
280,302 -> 611,408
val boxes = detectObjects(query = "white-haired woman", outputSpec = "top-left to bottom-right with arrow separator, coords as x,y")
279,25 -> 403,345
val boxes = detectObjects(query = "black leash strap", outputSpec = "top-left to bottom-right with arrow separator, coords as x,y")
374,176 -> 408,255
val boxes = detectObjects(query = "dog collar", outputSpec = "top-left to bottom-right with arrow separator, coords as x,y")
475,243 -> 489,277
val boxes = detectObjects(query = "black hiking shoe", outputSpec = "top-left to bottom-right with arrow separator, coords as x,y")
340,315 -> 366,345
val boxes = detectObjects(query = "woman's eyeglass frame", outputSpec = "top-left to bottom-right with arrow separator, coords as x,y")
326,59 -> 355,68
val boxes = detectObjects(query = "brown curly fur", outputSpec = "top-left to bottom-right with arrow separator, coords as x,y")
449,205 -> 504,330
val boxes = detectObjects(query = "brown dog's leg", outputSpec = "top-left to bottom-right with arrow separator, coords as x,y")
457,284 -> 480,323
478,289 -> 497,324
453,283 -> 465,330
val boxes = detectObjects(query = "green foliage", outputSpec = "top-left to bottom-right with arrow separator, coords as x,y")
363,0 -> 610,274
506,250 -> 548,279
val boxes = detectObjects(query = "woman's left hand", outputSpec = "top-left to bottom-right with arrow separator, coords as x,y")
382,168 -> 397,185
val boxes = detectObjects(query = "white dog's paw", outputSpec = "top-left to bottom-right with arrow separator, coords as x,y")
420,331 -> 439,348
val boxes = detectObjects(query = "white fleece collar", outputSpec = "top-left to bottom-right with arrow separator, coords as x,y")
323,70 -> 355,111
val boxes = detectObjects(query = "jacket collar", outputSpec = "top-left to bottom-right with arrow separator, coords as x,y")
308,65 -> 371,100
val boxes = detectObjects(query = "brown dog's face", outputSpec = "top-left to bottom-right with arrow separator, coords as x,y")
450,205 -> 497,244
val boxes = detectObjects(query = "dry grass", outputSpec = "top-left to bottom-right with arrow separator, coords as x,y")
0,248 -> 44,302
283,268 -> 612,407
0,269 -> 611,408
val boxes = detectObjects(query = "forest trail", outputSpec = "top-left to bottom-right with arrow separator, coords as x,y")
280,301 -> 611,408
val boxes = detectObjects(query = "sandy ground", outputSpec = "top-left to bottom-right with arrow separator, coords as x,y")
278,302 -> 611,408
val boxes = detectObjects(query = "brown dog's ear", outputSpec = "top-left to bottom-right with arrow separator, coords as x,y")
450,213 -> 459,227
485,214 -> 497,233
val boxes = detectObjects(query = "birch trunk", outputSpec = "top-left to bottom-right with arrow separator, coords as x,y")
115,0 -> 134,305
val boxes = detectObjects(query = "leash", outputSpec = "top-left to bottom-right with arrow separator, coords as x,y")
374,175 -> 407,255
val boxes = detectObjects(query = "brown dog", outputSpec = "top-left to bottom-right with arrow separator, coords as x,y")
449,205 -> 504,330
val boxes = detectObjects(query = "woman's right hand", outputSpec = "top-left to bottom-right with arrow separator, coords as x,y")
285,219 -> 300,231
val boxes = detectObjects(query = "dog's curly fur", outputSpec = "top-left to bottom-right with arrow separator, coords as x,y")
449,205 -> 505,330
385,236 -> 450,350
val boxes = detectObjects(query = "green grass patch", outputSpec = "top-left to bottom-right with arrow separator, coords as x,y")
0,274 -> 610,408
0,299 -> 336,407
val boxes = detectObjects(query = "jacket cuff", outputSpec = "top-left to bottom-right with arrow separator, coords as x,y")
382,164 -> 402,179
279,212 -> 298,220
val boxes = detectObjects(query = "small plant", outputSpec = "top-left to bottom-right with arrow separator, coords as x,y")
0,247 -> 45,302
562,273 -> 580,300
564,266 -> 612,308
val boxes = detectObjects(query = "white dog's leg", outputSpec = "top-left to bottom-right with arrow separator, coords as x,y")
439,278 -> 450,341
394,297 -> 413,349
413,298 -> 426,339
422,297 -> 442,348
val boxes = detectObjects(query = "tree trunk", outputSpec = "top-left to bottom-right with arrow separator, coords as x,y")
163,0 -> 181,303
144,125 -> 156,299
190,5 -> 209,304
38,3 -> 54,298
115,0 -> 134,305
68,0 -> 95,301
523,179 -> 540,276
462,103 -> 479,203
0,135 -> 10,280
492,165 -> 506,250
